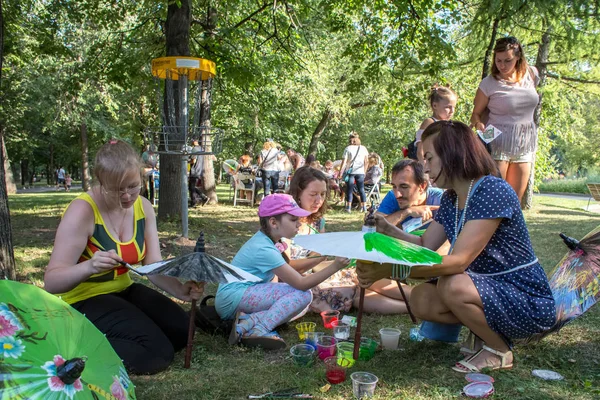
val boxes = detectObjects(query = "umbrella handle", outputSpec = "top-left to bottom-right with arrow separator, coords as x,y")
396,280 -> 418,324
353,287 -> 366,360
184,298 -> 197,369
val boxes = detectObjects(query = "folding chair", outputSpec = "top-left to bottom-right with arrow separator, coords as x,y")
233,173 -> 256,206
365,176 -> 382,206
587,183 -> 600,211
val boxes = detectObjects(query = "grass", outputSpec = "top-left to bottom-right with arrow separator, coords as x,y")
7,185 -> 600,399
538,174 -> 600,195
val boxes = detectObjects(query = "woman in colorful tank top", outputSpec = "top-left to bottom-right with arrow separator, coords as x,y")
44,140 -> 203,375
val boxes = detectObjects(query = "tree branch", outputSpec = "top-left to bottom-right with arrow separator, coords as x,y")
548,72 -> 600,85
231,2 -> 270,31
350,101 -> 376,109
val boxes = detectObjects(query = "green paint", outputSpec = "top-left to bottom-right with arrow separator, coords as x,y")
364,232 -> 442,265
410,229 -> 426,237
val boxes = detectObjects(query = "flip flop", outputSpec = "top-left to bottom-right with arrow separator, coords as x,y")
241,335 -> 287,350
452,345 -> 513,373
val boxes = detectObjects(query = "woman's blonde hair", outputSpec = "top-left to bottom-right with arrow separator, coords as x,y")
368,153 -> 380,167
263,141 -> 277,150
94,140 -> 143,187
491,36 -> 529,81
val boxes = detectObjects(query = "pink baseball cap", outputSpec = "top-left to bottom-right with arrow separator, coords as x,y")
258,194 -> 311,218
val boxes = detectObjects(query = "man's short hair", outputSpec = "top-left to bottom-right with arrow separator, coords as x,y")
390,159 -> 428,187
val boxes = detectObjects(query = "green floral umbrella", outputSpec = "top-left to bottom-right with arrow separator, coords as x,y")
0,280 -> 136,400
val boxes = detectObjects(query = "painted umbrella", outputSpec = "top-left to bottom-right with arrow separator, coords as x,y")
123,233 -> 260,367
222,159 -> 239,175
294,225 -> 442,358
523,227 -> 600,343
0,280 -> 136,400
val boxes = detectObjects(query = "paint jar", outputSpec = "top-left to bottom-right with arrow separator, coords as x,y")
320,310 -> 340,329
325,356 -> 351,384
331,320 -> 350,341
351,372 -> 378,398
358,337 -> 378,361
316,335 -> 337,360
289,344 -> 315,367
304,331 -> 325,350
379,328 -> 401,350
336,341 -> 356,367
295,322 -> 316,340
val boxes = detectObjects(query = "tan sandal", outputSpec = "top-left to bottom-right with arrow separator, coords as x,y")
452,345 -> 513,373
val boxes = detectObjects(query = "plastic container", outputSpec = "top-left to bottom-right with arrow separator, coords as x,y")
466,373 -> 495,383
418,321 -> 462,343
295,322 -> 316,340
351,372 -> 378,399
320,310 -> 340,329
358,337 -> 377,361
462,381 -> 494,398
336,341 -> 356,367
379,328 -> 401,350
331,320 -> 350,341
324,356 -> 351,384
289,344 -> 315,367
316,335 -> 338,360
304,331 -> 324,350
532,369 -> 564,381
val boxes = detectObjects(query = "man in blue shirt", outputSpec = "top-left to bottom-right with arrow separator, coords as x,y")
376,159 -> 443,232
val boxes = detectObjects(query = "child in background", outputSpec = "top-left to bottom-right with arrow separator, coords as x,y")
65,174 -> 73,192
415,85 -> 457,162
216,193 -> 350,349
363,153 -> 383,194
236,155 -> 255,201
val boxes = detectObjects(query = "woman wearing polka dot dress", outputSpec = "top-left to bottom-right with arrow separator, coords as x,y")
356,120 -> 555,373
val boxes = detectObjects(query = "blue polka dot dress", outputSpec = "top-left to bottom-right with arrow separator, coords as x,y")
434,175 -> 556,345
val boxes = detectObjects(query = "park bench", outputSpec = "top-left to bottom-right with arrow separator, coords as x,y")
587,183 -> 600,211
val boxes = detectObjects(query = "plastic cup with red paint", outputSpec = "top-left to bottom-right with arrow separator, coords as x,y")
324,356 -> 351,384
320,310 -> 340,329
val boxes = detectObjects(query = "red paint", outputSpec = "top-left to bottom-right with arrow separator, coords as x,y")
326,369 -> 346,384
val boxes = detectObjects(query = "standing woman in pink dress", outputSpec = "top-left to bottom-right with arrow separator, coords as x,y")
470,37 -> 540,203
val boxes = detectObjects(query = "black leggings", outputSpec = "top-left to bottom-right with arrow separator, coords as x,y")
72,283 -> 189,375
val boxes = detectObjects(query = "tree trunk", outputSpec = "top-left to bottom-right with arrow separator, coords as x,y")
49,142 -> 54,185
80,123 -> 91,191
158,0 -> 192,222
307,109 -> 333,159
522,26 -> 551,210
481,18 -> 500,79
20,159 -> 28,187
2,134 -> 15,194
200,79 -> 217,203
0,0 -> 16,280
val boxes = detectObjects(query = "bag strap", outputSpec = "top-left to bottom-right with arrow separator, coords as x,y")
259,149 -> 275,169
449,176 -> 487,254
347,146 -> 361,170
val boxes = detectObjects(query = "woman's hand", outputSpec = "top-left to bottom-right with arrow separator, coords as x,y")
88,250 -> 122,275
474,122 -> 485,132
333,257 -> 351,270
406,205 -> 440,222
174,281 -> 205,302
355,261 -> 393,288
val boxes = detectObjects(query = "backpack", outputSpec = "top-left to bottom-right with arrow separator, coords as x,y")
194,295 -> 233,338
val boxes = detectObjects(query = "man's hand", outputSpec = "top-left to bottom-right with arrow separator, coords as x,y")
175,281 -> 205,302
355,260 -> 393,288
406,205 -> 439,222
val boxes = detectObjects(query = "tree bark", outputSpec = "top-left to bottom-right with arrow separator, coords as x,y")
2,134 -> 15,194
522,26 -> 551,210
0,0 -> 16,280
80,123 -> 91,191
481,18 -> 500,79
307,109 -> 333,159
200,79 -> 217,203
158,0 -> 192,222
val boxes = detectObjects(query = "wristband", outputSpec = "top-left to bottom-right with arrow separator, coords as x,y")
391,264 -> 411,281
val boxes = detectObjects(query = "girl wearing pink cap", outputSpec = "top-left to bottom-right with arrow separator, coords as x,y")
215,193 -> 350,349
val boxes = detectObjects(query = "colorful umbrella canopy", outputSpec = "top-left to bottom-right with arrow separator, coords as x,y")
524,227 -> 600,343
293,229 -> 442,266
222,159 -> 239,175
0,280 -> 136,400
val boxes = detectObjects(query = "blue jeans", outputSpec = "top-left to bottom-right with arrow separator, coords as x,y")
262,170 -> 280,196
346,174 -> 365,204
